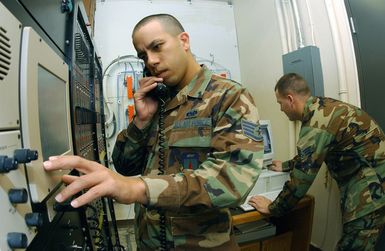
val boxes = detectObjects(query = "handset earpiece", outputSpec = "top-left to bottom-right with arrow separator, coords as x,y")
143,67 -> 170,100
147,83 -> 170,99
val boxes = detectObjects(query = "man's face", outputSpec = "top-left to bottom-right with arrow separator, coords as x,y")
132,20 -> 189,87
275,90 -> 298,121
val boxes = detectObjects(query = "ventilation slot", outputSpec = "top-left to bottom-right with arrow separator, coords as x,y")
74,33 -> 90,65
0,26 -> 11,81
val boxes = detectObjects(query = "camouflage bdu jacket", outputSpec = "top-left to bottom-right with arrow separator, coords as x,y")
112,66 -> 264,250
269,96 -> 385,224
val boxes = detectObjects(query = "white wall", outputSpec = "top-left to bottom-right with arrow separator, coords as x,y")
94,0 -> 241,81
232,0 -> 290,161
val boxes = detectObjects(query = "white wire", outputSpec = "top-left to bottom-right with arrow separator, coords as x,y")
194,55 -> 232,78
281,0 -> 295,51
304,0 -> 316,45
291,0 -> 305,48
275,0 -> 289,54
102,55 -> 141,126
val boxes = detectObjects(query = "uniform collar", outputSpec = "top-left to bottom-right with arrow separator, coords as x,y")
180,64 -> 212,98
165,65 -> 212,112
301,96 -> 317,123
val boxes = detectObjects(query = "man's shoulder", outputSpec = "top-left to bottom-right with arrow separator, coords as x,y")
304,97 -> 348,130
208,74 -> 244,93
309,96 -> 358,120
308,96 -> 380,134
313,96 -> 358,111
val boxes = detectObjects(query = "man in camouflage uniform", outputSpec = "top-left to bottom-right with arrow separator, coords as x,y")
249,73 -> 385,251
111,14 -> 264,250
43,14 -> 264,250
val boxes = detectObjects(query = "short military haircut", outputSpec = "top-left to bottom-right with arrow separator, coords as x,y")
132,14 -> 185,37
275,73 -> 311,97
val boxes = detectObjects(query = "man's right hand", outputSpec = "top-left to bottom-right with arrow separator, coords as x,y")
133,76 -> 163,129
43,155 -> 148,207
268,160 -> 283,172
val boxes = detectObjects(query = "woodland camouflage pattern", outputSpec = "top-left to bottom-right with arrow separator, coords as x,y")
337,206 -> 385,251
270,96 -> 385,225
112,65 -> 264,250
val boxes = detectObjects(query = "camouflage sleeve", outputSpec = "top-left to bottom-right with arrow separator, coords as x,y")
268,126 -> 335,216
112,121 -> 153,176
282,160 -> 293,172
142,87 -> 264,209
282,155 -> 302,172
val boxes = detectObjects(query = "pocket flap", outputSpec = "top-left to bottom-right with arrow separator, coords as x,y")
169,118 -> 212,147
170,209 -> 230,236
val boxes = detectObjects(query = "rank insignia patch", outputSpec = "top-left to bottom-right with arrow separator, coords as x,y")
241,119 -> 263,142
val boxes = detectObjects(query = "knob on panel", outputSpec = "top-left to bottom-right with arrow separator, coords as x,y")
0,156 -> 18,173
8,188 -> 28,204
25,212 -> 43,227
7,232 -> 28,249
14,149 -> 38,163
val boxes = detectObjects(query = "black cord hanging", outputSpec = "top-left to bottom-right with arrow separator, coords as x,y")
157,97 -> 168,251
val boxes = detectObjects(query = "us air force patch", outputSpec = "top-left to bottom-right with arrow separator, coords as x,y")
241,119 -> 263,142
182,152 -> 199,170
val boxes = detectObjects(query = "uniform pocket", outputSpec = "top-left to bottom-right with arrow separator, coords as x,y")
168,126 -> 212,170
169,209 -> 232,249
170,209 -> 231,238
169,117 -> 212,147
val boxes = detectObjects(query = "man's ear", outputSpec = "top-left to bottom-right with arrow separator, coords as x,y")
287,94 -> 294,104
179,32 -> 190,51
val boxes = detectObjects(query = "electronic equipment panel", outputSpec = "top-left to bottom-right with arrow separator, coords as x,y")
18,0 -> 70,55
0,2 -> 21,130
0,4 -> 39,249
1,2 -> 120,250
71,7 -> 98,161
0,131 -> 37,250
20,27 -> 73,203
259,120 -> 274,168
94,55 -> 108,166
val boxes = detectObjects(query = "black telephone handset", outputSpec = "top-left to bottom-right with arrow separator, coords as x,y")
143,67 -> 170,100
